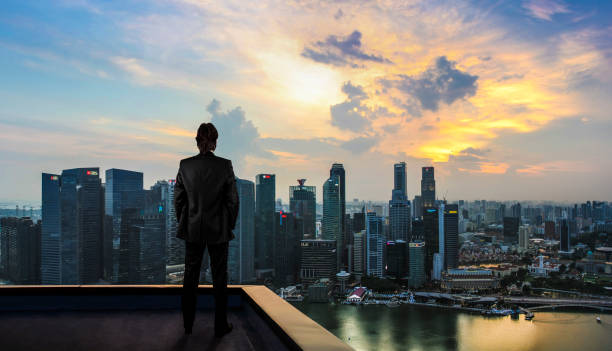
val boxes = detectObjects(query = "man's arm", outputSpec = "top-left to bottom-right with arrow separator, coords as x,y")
225,160 -> 240,230
174,162 -> 187,223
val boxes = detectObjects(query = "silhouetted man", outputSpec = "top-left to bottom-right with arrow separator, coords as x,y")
174,122 -> 239,337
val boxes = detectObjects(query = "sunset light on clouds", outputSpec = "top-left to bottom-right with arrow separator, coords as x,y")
0,0 -> 611,203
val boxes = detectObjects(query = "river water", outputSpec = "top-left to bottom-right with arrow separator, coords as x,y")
291,302 -> 612,351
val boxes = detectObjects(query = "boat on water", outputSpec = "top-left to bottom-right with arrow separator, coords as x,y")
596,316 -> 601,323
525,312 -> 535,321
386,297 -> 400,308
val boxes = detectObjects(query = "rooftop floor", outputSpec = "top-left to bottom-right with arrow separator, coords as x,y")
0,285 -> 353,351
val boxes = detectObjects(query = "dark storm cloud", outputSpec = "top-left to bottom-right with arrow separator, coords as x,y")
381,56 -> 478,115
340,135 -> 380,154
330,81 -> 372,132
397,56 -> 478,111
206,99 -> 271,166
302,30 -> 392,67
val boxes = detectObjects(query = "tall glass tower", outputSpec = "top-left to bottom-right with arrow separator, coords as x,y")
104,168 -> 143,282
255,174 -> 275,271
421,167 -> 435,208
41,173 -> 61,284
323,174 -> 342,270
289,179 -> 316,239
230,178 -> 255,283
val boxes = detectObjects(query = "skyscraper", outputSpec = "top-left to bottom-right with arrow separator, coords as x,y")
423,206 -> 439,278
229,178 -> 255,284
255,174 -> 275,271
322,174 -> 342,270
408,240 -> 426,288
385,240 -> 408,279
503,217 -> 519,243
421,167 -> 435,209
289,179 -> 316,239
274,211 -> 301,285
366,212 -> 384,277
444,204 -> 459,270
413,195 -> 423,218
300,239 -> 336,289
394,162 -> 407,196
352,230 -> 365,279
330,163 -> 347,270
42,169 -> 104,284
104,169 -> 143,282
559,219 -> 570,252
0,217 -> 41,284
165,179 -> 183,266
389,191 -> 411,242
41,173 -> 61,284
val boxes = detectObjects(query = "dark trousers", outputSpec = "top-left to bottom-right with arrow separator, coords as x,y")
182,241 -> 229,331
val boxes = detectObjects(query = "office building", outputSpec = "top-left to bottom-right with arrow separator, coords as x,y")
389,191 -> 411,242
503,217 -> 520,243
290,179 -> 316,239
444,204 -> 459,270
559,219 -> 570,252
394,162 -> 407,197
385,240 -> 408,279
544,220 -> 556,240
274,211 -> 301,285
366,212 -> 384,277
230,179 -> 255,284
300,239 -> 336,289
519,226 -> 529,251
408,241 -> 426,288
413,195 -> 423,218
421,167 -> 435,209
322,174 -> 342,270
164,179 -> 184,266
41,173 -> 61,284
353,230 -> 365,278
0,217 -> 41,284
104,169 -> 143,282
255,174 -> 275,271
423,206 -> 439,278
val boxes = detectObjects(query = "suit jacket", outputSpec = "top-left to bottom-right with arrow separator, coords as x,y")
174,151 -> 239,244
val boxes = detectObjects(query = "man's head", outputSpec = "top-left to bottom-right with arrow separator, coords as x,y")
195,122 -> 218,153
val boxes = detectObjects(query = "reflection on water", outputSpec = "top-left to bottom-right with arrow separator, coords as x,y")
291,302 -> 612,351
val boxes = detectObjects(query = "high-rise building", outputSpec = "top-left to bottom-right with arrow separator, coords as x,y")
41,173 -> 61,284
104,169 -> 143,282
330,163 -> 347,270
274,211 -> 301,285
164,179 -> 183,266
366,212 -> 384,277
352,230 -> 365,278
423,206 -> 439,278
559,219 -> 570,252
63,168 -> 104,284
393,162 -> 407,197
503,217 -> 520,243
290,179 -> 316,239
0,217 -> 41,284
42,169 -> 104,284
519,226 -> 529,251
255,174 -> 275,271
421,167 -> 435,209
408,241 -> 426,288
390,163 -> 411,243
544,221 -> 556,240
322,174 -> 342,270
300,239 -> 336,289
413,195 -> 423,218
230,179 -> 255,284
444,204 -> 459,270
126,186 -> 166,284
385,240 -> 408,279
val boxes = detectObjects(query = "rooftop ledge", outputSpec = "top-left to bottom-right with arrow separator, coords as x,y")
0,285 -> 353,351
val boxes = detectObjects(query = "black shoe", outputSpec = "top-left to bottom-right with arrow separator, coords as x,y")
214,323 -> 233,338
184,326 -> 193,335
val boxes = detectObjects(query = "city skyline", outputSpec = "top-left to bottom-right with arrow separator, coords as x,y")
1,1 -> 612,204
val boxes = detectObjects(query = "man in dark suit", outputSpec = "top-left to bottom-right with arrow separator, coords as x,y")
174,122 -> 239,337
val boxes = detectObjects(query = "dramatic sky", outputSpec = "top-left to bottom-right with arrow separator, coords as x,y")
1,0 -> 611,205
